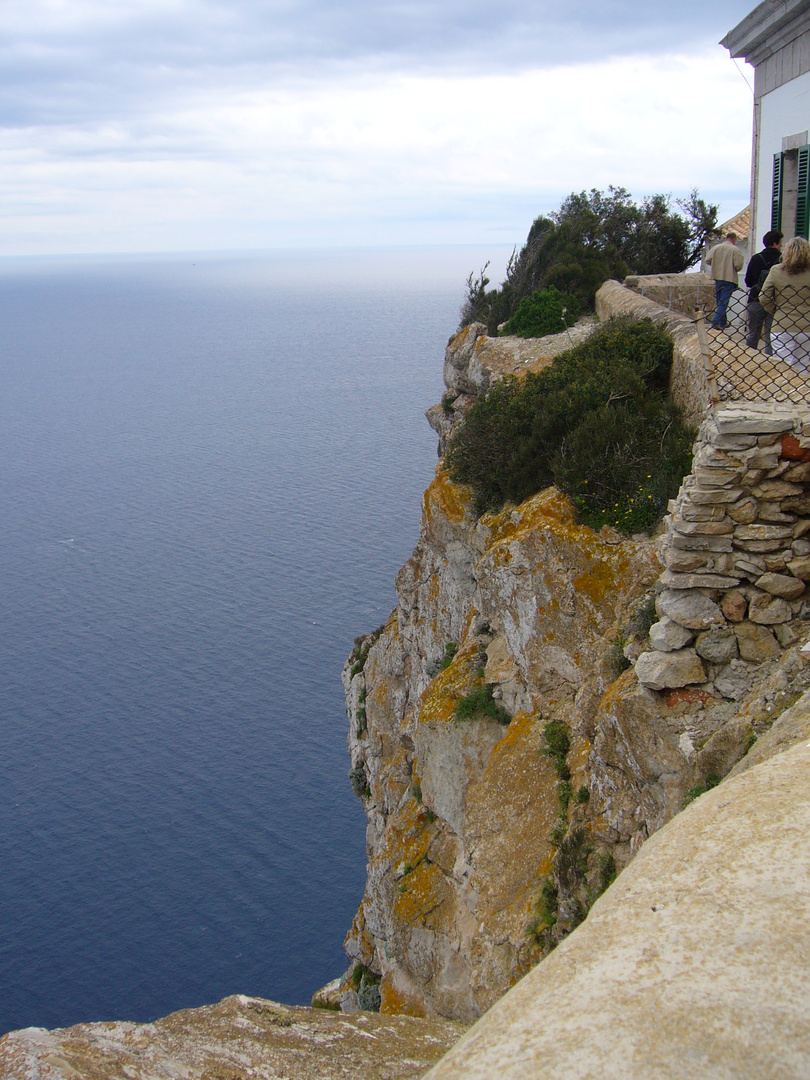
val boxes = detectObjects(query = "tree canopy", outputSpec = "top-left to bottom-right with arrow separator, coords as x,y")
460,187 -> 718,334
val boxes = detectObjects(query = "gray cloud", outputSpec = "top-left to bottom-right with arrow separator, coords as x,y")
0,0 -> 754,129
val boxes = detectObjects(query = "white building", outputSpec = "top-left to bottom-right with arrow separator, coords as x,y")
723,0 -> 810,247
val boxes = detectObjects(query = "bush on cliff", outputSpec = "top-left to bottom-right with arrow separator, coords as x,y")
459,187 -> 717,333
499,286 -> 582,339
444,317 -> 694,534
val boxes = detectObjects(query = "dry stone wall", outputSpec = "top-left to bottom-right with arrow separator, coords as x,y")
636,402 -> 810,697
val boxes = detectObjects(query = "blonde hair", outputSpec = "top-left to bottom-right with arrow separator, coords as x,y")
781,236 -> 810,275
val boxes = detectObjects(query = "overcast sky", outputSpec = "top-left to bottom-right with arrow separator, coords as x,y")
0,0 -> 757,256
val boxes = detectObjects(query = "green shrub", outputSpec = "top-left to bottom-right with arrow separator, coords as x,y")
445,317 -> 694,533
349,624 -> 386,677
597,852 -> 616,892
541,721 -> 570,780
683,773 -> 722,807
351,964 -> 382,1013
348,765 -> 370,800
555,826 -> 590,894
576,785 -> 590,805
528,876 -> 559,949
605,633 -> 632,679
440,642 -> 458,670
500,286 -> 581,338
460,187 -> 717,326
455,684 -> 510,724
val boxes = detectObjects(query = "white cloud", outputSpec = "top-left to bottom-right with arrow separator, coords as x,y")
0,44 -> 753,254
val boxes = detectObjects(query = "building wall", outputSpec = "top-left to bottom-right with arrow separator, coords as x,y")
755,67 -> 810,243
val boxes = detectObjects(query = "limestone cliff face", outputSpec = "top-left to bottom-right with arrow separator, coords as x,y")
342,320 -> 810,1023
344,475 -> 660,1021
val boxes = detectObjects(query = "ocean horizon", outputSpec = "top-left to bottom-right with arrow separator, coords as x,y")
0,244 -> 510,1035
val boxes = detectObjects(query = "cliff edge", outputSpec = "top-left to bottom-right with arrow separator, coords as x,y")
341,308 -> 810,1024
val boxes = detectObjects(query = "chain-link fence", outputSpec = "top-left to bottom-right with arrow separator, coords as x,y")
699,283 -> 810,407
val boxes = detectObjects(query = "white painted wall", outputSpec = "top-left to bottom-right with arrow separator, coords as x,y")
755,69 -> 810,244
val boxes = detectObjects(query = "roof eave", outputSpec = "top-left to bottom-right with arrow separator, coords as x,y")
722,0 -> 810,63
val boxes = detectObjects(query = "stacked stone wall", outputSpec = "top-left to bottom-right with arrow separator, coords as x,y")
636,403 -> 810,698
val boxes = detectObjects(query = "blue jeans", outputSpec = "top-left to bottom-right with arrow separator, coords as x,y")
712,281 -> 736,328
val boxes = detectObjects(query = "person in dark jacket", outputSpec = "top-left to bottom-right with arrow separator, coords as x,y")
745,229 -> 783,353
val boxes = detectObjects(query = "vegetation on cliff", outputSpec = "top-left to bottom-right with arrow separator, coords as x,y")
460,187 -> 717,333
444,317 -> 694,532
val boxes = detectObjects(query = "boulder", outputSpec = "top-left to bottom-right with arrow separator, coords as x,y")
747,592 -> 794,625
754,573 -> 806,600
694,626 -> 739,664
635,649 -> 706,691
648,618 -> 694,653
656,589 -> 725,631
733,622 -> 782,663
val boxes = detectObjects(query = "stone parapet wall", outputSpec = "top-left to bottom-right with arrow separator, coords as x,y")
595,279 -> 712,427
623,272 -> 715,317
636,403 -> 810,698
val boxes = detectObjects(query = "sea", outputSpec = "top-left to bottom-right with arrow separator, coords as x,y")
0,245 -> 510,1036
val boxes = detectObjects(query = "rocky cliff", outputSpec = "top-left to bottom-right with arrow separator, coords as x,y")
340,313 -> 810,1023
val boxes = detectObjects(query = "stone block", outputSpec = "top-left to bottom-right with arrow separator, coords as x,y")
711,554 -> 736,575
754,573 -> 806,600
782,460 -> 810,482
740,447 -> 781,468
733,622 -> 782,662
720,590 -> 748,622
669,534 -> 734,552
695,626 -> 739,664
712,433 -> 757,449
670,520 -> 734,536
742,469 -> 769,487
792,538 -> 810,556
656,589 -> 725,631
794,520 -> 810,539
712,406 -> 793,434
732,563 -> 761,581
664,549 -> 710,573
649,617 -> 694,653
734,539 -> 787,553
763,553 -> 789,572
751,479 -> 804,499
734,524 -> 795,541
713,659 -> 755,699
680,504 -> 728,522
726,499 -> 758,524
659,570 -> 740,590
689,488 -> 745,505
756,503 -> 796,524
782,494 -> 810,515
634,649 -> 706,691
787,555 -> 810,581
694,467 -> 743,488
775,623 -> 800,647
747,592 -> 793,625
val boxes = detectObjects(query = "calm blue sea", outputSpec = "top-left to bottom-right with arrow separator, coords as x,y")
0,245 -> 509,1035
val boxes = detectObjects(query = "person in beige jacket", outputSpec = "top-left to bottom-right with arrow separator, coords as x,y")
704,232 -> 744,330
760,236 -> 810,368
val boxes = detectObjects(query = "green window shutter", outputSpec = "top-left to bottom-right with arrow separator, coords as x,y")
797,145 -> 810,239
772,152 -> 784,231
